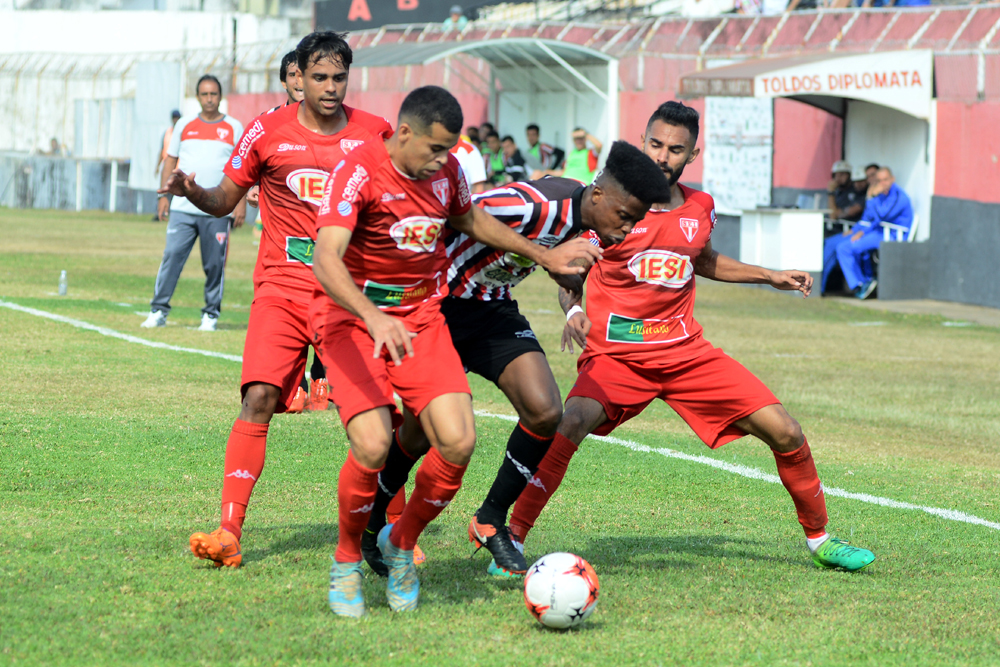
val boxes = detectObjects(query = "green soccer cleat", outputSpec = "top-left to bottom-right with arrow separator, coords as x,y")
811,537 -> 875,572
328,559 -> 366,618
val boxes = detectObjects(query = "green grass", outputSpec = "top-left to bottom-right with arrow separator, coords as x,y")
1,208 -> 999,666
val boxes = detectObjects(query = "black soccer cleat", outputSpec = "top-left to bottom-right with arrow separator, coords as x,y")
361,527 -> 388,577
468,513 -> 528,577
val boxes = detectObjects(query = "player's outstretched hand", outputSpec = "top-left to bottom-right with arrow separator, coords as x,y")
365,310 -> 417,366
539,238 -> 602,276
158,168 -> 198,198
561,311 -> 591,353
768,270 -> 813,298
246,185 -> 260,208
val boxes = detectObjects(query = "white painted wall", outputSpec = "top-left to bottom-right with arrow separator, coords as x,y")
844,100 -> 932,240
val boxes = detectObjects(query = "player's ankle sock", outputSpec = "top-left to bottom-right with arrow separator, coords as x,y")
477,422 -> 555,526
508,432 -> 579,542
219,419 -> 269,539
772,438 -> 829,537
335,450 -> 382,563
390,448 -> 466,551
310,354 -> 326,381
365,431 -> 418,533
806,533 -> 830,552
299,374 -> 309,392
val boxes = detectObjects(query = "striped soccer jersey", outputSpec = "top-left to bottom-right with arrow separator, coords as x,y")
445,177 -> 584,301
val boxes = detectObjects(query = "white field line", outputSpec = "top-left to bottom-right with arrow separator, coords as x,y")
4,298 -> 996,533
0,299 -> 243,363
478,412 -> 1000,533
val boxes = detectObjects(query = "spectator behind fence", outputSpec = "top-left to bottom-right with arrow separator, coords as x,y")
483,131 -> 504,184
537,127 -> 602,184
500,135 -> 529,182
523,123 -> 565,174
143,74 -> 246,332
443,5 -> 468,31
827,160 -> 864,222
822,167 -> 913,300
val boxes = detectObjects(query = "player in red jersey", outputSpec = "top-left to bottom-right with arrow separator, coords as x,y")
358,141 -> 672,580
159,32 -> 393,568
507,101 -> 876,572
311,86 -> 602,617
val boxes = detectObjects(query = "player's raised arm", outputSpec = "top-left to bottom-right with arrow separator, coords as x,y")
159,172 -> 248,219
449,205 -> 601,276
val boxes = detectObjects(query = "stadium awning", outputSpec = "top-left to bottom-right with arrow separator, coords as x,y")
680,50 -> 933,120
352,37 -> 619,146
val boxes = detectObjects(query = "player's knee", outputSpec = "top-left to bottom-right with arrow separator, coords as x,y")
241,384 -> 279,420
521,401 -> 562,438
772,417 -> 804,452
436,428 -> 476,466
351,430 -> 394,467
556,407 -> 591,444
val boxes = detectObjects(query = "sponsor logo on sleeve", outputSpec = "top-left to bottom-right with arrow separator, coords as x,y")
340,139 -> 365,153
231,155 -> 242,169
389,216 -> 445,253
456,168 -> 471,206
337,201 -> 353,216
710,208 -> 717,228
432,179 -> 450,207
341,164 -> 369,203
237,119 -> 265,158
285,168 -> 330,207
216,127 -> 230,141
319,175 -> 334,216
627,250 -> 693,288
679,217 -> 699,243
277,143 -> 307,152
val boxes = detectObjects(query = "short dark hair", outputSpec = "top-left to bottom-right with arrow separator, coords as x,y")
501,135 -> 515,144
279,50 -> 298,81
196,74 -> 222,96
599,141 -> 671,206
481,122 -> 495,132
646,101 -> 700,146
399,86 -> 464,135
572,127 -> 586,134
466,126 -> 480,137
485,131 -> 500,140
865,163 -> 880,172
296,31 -> 353,74
526,123 -> 539,133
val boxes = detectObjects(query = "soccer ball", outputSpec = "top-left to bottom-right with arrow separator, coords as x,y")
523,552 -> 599,630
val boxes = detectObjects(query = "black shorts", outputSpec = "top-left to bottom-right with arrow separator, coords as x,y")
440,296 -> 545,384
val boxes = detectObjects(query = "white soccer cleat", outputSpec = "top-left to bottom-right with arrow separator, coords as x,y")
140,311 -> 166,328
198,314 -> 218,331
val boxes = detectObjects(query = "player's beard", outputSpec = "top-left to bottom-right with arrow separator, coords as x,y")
661,162 -> 686,187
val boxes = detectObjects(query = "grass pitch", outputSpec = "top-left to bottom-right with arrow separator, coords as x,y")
1,208 -> 999,666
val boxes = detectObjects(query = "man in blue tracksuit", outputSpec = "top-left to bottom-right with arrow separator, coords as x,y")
822,167 -> 913,299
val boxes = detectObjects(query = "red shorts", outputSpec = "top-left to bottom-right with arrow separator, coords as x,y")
313,306 -> 470,429
569,348 -> 778,448
240,296 -> 314,413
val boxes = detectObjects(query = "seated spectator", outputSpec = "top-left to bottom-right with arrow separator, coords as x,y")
450,134 -> 489,194
862,163 -> 879,197
442,5 -> 468,31
482,132 -> 505,185
852,166 -> 869,199
523,123 -> 565,173
534,127 -> 602,184
466,126 -> 481,151
500,135 -> 528,182
822,167 -> 913,299
827,160 -> 864,223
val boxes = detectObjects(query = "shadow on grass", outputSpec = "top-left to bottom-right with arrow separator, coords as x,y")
575,534 -> 790,572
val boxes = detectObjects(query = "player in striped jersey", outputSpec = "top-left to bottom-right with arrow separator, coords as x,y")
361,141 -> 672,578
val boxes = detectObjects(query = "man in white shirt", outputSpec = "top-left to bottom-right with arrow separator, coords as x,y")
143,74 -> 246,332
449,133 -> 489,194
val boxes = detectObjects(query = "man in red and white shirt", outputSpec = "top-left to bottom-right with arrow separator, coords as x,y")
508,102 -> 877,573
159,32 -> 392,569
311,85 -> 600,617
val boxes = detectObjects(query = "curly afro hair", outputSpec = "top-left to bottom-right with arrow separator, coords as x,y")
599,140 -> 671,205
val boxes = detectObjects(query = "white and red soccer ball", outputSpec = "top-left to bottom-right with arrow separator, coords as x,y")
523,552 -> 599,630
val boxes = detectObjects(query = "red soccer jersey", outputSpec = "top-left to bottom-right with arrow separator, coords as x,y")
315,140 -> 472,321
580,184 -> 717,367
223,103 -> 393,303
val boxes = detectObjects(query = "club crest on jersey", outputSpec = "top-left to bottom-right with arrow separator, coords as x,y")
216,127 -> 230,141
679,218 -> 699,243
627,250 -> 693,289
340,139 -> 365,153
216,232 -> 227,245
432,179 -> 450,207
285,168 -> 329,207
389,216 -> 445,253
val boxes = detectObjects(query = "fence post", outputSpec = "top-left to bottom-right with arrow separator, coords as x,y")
75,160 -> 83,212
109,160 -> 118,213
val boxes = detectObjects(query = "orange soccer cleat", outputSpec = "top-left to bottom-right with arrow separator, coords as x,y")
189,527 -> 242,568
308,378 -> 329,411
287,386 -> 308,414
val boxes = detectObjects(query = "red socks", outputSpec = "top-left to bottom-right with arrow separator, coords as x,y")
509,432 -> 579,542
772,439 -> 828,538
220,419 -> 269,539
391,448 -> 467,551
386,487 -> 407,523
335,450 -> 382,563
